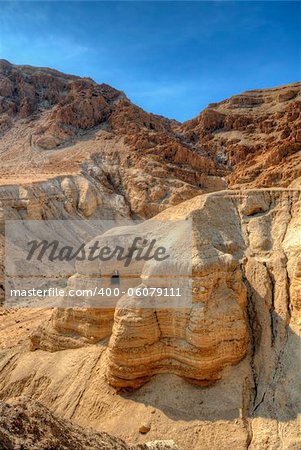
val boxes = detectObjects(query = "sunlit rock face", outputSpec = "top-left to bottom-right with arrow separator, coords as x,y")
106,196 -> 249,388
180,83 -> 301,189
0,59 -> 228,225
36,187 -> 299,391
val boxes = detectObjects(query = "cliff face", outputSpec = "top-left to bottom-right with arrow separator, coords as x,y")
180,83 -> 301,188
27,188 -> 300,393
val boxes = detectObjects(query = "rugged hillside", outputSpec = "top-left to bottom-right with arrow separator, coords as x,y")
1,60 -> 300,222
180,83 -> 301,188
0,59 -> 225,304
0,59 -> 225,219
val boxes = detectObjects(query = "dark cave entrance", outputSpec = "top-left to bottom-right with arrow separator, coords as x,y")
111,270 -> 120,285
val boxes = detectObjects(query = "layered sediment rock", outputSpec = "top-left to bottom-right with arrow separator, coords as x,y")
180,83 -> 301,188
29,188 -> 300,396
0,174 -> 129,221
1,186 -> 299,450
106,189 -> 300,389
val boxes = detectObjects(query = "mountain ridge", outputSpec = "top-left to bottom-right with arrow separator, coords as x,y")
0,60 -> 300,200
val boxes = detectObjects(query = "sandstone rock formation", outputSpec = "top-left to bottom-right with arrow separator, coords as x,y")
0,187 -> 300,449
29,188 -> 300,397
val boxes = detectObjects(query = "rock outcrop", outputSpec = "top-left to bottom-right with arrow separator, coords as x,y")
28,188 -> 300,400
180,83 -> 301,188
0,397 -> 179,450
0,187 -> 300,450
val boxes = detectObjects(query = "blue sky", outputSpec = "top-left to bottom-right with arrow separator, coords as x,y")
0,1 -> 300,121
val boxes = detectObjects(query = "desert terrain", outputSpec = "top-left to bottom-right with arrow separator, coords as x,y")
0,60 -> 300,449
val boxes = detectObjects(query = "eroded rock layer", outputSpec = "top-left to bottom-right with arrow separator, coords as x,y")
106,189 -> 300,389
0,59 -> 226,219
180,83 -> 301,188
29,188 -> 300,395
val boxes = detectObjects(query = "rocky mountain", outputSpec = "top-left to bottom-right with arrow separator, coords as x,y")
0,60 -> 300,450
181,83 -> 301,188
0,59 -> 225,220
1,60 -> 299,221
